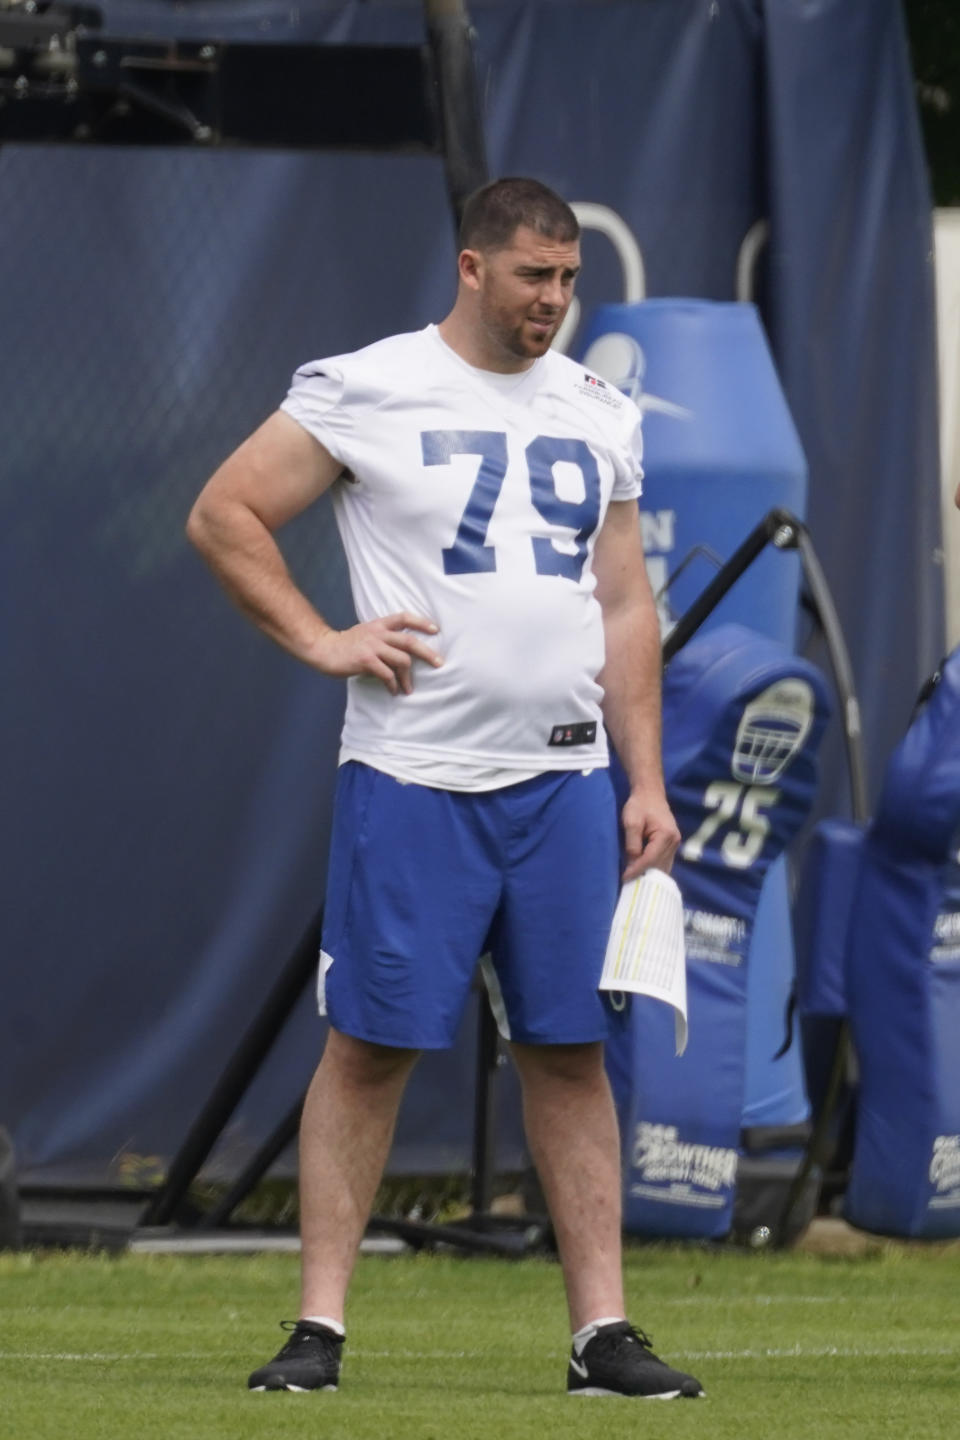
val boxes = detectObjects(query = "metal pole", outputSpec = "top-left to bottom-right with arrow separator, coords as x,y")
661,507 -> 869,826
469,996 -> 499,1222
772,529 -> 869,1245
140,908 -> 324,1228
794,528 -> 869,824
423,0 -> 489,228
199,1097 -> 304,1230
662,508 -> 799,665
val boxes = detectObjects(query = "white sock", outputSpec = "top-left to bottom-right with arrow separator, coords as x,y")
572,1316 -> 626,1355
301,1315 -> 345,1337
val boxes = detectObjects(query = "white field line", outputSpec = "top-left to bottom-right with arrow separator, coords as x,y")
664,1294 -> 851,1306
683,1345 -> 958,1361
1,1344 -> 957,1364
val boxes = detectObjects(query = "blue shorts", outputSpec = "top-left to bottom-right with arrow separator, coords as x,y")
319,762 -> 624,1048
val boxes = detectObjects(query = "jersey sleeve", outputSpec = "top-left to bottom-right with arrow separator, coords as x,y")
280,359 -> 354,467
610,405 -> 643,501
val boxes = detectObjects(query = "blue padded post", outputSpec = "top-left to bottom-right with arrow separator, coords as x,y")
794,819 -> 866,1021
609,623 -> 830,1238
844,648 -> 960,1236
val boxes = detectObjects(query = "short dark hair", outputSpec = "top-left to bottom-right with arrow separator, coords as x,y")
459,177 -> 579,253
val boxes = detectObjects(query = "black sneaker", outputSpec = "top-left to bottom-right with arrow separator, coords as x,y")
247,1320 -> 344,1392
567,1320 -> 703,1399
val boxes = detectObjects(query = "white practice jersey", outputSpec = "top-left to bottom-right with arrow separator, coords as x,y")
281,324 -> 643,780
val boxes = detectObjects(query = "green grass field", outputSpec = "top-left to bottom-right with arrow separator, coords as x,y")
2,1241 -> 958,1439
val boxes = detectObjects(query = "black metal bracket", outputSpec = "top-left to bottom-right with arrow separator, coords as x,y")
0,4 -> 442,150
139,909 -> 325,1229
662,506 -> 868,823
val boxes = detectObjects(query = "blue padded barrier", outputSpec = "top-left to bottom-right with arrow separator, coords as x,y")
791,819 -> 865,1171
844,648 -> 960,1237
608,623 -> 830,1237
794,819 -> 866,1021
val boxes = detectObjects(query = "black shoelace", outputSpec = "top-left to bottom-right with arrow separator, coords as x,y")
595,1322 -> 659,1357
278,1320 -> 343,1353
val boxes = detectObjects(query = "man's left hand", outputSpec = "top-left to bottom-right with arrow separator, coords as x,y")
621,789 -> 681,881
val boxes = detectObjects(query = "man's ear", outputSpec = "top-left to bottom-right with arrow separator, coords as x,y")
458,247 -> 484,292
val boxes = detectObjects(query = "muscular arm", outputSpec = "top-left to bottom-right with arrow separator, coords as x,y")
186,411 -> 442,694
593,499 -> 680,879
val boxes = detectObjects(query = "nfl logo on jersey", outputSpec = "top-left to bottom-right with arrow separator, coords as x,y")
548,721 -> 598,747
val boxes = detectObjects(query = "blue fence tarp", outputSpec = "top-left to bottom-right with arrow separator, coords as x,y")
0,0 -> 940,1184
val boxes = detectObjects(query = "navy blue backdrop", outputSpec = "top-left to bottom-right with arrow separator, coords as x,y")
0,0 -> 941,1184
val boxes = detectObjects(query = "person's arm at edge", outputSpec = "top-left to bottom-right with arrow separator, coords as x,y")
593,497 -> 680,880
186,410 -> 442,695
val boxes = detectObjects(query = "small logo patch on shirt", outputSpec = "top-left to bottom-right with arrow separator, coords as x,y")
574,372 -> 622,407
548,722 -> 597,747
